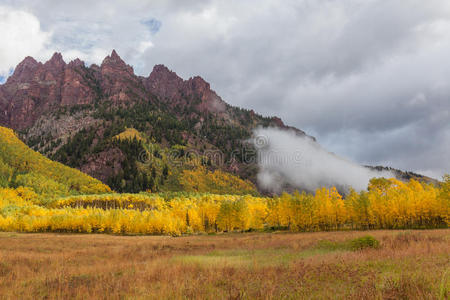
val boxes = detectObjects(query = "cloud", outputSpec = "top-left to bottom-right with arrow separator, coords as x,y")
0,0 -> 449,178
0,0 -> 165,67
0,6 -> 51,77
252,127 -> 393,193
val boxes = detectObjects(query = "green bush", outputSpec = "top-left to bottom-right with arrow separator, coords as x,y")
350,235 -> 380,250
317,235 -> 380,252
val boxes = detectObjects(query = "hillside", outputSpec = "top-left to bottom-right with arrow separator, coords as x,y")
0,50 -> 308,193
366,165 -> 439,185
0,126 -> 110,198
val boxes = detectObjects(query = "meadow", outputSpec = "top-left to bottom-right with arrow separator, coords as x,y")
0,230 -> 448,299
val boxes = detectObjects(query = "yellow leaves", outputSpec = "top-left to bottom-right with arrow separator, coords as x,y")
0,187 -> 36,208
0,126 -> 110,199
0,177 -> 448,235
180,166 -> 257,195
50,193 -> 167,211
246,196 -> 267,230
0,127 -> 16,141
113,128 -> 144,142
313,187 -> 346,230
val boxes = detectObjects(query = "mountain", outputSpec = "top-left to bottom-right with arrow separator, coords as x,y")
0,51 -> 435,194
0,126 -> 110,198
0,50 -> 307,193
0,50 -> 303,131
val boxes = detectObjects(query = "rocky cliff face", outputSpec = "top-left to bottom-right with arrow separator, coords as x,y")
0,53 -> 91,129
0,50 -> 301,133
144,65 -> 232,121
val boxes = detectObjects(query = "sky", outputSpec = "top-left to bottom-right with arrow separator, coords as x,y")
0,0 -> 449,179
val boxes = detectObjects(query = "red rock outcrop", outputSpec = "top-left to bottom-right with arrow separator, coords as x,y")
80,147 -> 125,182
99,50 -> 145,104
61,59 -> 96,106
0,49 -> 302,136
144,64 -> 184,101
144,64 -> 228,115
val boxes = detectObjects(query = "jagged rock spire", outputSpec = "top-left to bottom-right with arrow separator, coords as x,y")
8,56 -> 40,82
101,49 -> 133,74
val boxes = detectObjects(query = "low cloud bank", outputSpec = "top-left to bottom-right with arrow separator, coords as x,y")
252,127 -> 393,193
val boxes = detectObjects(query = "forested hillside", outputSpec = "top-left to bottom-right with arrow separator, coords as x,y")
0,126 -> 110,198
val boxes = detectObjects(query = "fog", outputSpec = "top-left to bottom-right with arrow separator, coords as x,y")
252,127 -> 393,193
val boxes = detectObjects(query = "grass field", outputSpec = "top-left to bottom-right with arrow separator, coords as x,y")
0,230 -> 448,299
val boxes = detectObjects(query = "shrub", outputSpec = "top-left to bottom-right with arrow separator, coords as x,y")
350,235 -> 380,250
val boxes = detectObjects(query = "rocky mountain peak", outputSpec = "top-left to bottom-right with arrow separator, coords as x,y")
145,64 -> 184,101
111,49 -> 120,59
148,64 -> 183,86
150,64 -> 181,80
68,58 -> 85,68
0,50 -> 303,134
101,50 -> 133,74
17,56 -> 39,68
45,52 -> 65,67
44,52 -> 66,77
8,56 -> 40,82
186,76 -> 211,95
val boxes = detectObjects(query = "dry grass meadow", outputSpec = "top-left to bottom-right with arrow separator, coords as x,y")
0,230 -> 448,299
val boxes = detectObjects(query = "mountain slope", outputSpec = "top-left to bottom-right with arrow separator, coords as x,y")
0,126 -> 110,197
366,165 -> 439,185
0,50 -> 306,193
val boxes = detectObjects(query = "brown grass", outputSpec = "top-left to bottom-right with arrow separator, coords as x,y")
0,230 -> 448,299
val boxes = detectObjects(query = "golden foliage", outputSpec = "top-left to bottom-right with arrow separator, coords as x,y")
113,127 -> 144,141
180,166 -> 257,195
0,126 -> 110,197
0,177 -> 448,235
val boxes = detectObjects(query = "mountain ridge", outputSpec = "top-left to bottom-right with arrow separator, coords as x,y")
0,50 -> 307,192
1,50 -> 304,133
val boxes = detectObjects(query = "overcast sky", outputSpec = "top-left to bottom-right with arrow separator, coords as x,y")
0,0 -> 449,179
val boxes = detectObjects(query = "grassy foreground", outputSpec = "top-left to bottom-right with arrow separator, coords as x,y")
0,230 -> 448,299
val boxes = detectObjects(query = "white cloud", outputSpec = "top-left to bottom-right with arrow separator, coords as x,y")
0,6 -> 51,76
138,41 -> 154,54
252,127 -> 393,192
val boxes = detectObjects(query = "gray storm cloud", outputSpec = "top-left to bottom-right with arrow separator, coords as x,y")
1,0 -> 449,178
252,127 -> 393,193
